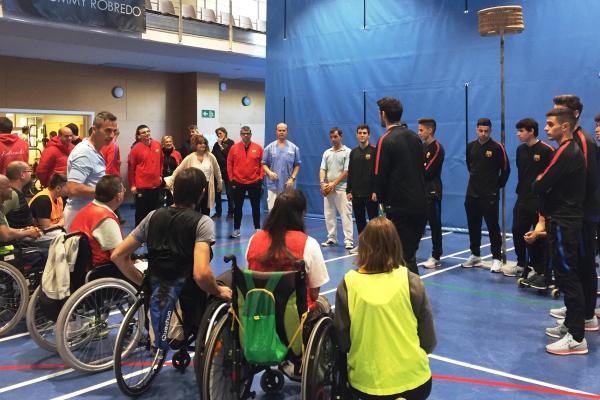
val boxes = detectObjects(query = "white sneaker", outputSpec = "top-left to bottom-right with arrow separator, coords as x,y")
349,246 -> 358,255
556,316 -> 599,332
321,238 -> 337,247
545,323 -> 568,338
546,332 -> 588,356
230,229 -> 241,238
344,241 -> 354,250
423,257 -> 441,269
501,263 -> 519,277
461,255 -> 481,268
550,306 -> 567,319
490,259 -> 503,273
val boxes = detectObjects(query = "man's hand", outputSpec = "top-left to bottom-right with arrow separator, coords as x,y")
285,178 -> 295,189
371,193 -> 377,202
524,230 -> 538,244
130,186 -> 137,195
217,286 -> 232,301
268,171 -> 278,181
23,226 -> 42,239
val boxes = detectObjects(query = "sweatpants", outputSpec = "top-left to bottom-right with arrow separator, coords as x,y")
386,209 -> 426,275
465,195 -> 502,260
426,195 -> 443,260
512,198 -> 548,274
231,180 -> 262,230
135,187 -> 161,227
351,196 -> 378,235
579,219 -> 598,319
324,190 -> 354,245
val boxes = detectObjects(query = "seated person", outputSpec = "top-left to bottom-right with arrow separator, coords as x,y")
111,167 -> 231,349
334,217 -> 436,400
3,161 -> 34,229
29,173 -> 67,239
68,175 -> 124,269
0,174 -> 41,256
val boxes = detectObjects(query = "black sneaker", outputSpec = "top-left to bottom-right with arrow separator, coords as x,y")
526,273 -> 548,290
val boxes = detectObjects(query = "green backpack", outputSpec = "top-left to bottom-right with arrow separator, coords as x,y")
240,270 -> 288,365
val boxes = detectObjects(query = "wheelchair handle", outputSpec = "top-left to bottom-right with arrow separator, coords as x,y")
42,226 -> 65,234
224,254 -> 237,267
293,259 -> 306,273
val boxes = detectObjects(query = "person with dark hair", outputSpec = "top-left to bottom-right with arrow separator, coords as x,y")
67,123 -> 81,146
49,131 -> 58,139
374,97 -> 427,274
346,124 -> 377,253
64,111 -> 117,230
461,118 -> 510,272
36,126 -> 74,187
29,173 -> 68,230
532,108 -> 588,355
179,124 -> 201,159
0,116 -> 29,175
101,128 -> 121,177
3,161 -> 34,229
334,217 -> 436,400
417,118 -> 445,269
506,118 -> 554,281
69,175 -> 125,267
212,127 -> 235,218
320,127 -> 353,250
160,135 -> 182,207
128,125 -> 163,226
227,126 -> 264,238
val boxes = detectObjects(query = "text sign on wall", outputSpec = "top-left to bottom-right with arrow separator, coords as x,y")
4,0 -> 146,33
201,110 -> 215,118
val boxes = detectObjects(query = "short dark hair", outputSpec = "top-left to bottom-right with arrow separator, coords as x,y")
66,123 -> 79,137
516,118 -> 539,137
594,114 -> 600,123
6,161 -> 27,180
95,175 -> 123,203
240,126 -> 251,133
329,127 -> 343,136
377,97 -> 403,123
418,118 -> 437,134
93,111 -> 117,129
356,124 -> 370,134
215,127 -> 228,137
49,174 -> 67,189
553,94 -> 583,116
173,167 -> 207,206
477,118 -> 492,128
135,125 -> 149,137
0,117 -> 13,133
546,108 -> 577,129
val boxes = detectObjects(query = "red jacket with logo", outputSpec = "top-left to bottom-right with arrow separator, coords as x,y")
101,140 -> 121,177
226,141 -> 263,184
128,140 -> 163,189
36,136 -> 74,187
0,133 -> 29,175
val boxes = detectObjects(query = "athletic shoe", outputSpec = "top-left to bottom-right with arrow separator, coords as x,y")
550,306 -> 567,319
546,333 -> 588,356
344,241 -> 354,250
501,263 -> 519,277
545,323 -> 569,338
490,259 -> 503,273
321,239 -> 337,247
461,255 -> 481,268
423,257 -> 441,269
525,273 -> 548,290
349,246 -> 358,255
230,229 -> 241,238
556,316 -> 599,332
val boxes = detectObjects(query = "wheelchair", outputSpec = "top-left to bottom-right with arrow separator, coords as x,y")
24,231 -> 138,373
199,255 -> 342,400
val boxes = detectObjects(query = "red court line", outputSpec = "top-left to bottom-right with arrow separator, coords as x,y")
0,363 -> 66,371
433,375 -> 600,399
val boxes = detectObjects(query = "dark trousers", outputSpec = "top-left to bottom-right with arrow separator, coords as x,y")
512,199 -> 548,275
547,218 -> 585,341
215,180 -> 234,216
352,196 -> 378,234
426,196 -> 443,259
464,195 -> 502,260
351,377 -> 432,400
232,180 -> 262,230
196,192 -> 210,216
135,187 -> 161,226
580,220 -> 598,319
386,210 -> 427,275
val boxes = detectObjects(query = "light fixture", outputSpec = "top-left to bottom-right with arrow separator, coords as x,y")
112,86 -> 125,98
242,96 -> 251,106
219,81 -> 228,92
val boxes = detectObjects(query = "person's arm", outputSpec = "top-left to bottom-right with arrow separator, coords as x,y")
226,147 -> 235,183
424,142 -> 444,181
0,223 -> 41,242
111,235 -> 144,287
524,214 -> 547,244
465,141 -> 472,172
127,147 -> 137,193
319,169 -> 328,196
408,272 -> 437,354
262,146 -> 277,180
497,142 -> 510,188
36,149 -> 54,187
210,153 -> 223,192
532,148 -> 570,195
330,170 -> 348,190
286,164 -> 300,189
346,150 -> 354,198
66,182 -> 95,198
192,241 -> 232,300
333,279 -> 351,353
66,154 -> 95,198
374,136 -> 390,202
303,237 -> 330,300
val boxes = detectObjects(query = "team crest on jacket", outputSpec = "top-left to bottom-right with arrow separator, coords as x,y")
365,154 -> 371,160
426,151 -> 431,159
485,150 -> 493,158
533,154 -> 541,161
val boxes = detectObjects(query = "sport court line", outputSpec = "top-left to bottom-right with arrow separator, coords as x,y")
0,368 -> 74,394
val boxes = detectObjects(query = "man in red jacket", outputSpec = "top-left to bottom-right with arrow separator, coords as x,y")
0,117 -> 29,175
101,128 -> 121,177
128,125 -> 163,226
226,126 -> 263,238
36,126 -> 74,187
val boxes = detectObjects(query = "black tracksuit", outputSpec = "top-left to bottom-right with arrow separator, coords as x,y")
375,125 -> 427,274
465,139 -> 510,260
423,140 -> 445,260
512,140 -> 554,275
533,139 -> 586,341
347,144 -> 378,234
212,139 -> 235,216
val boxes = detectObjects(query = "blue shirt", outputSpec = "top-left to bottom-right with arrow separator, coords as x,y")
262,140 -> 301,193
65,138 -> 106,214
320,145 -> 351,192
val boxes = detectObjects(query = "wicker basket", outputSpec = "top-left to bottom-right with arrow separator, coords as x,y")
478,6 -> 524,36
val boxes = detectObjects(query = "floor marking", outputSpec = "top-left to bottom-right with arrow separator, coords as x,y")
49,368 -> 150,400
0,332 -> 29,342
430,354 -> 597,397
0,363 -> 65,371
421,246 -> 515,279
0,368 -> 74,394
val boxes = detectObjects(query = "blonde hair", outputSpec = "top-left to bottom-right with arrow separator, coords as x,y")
161,135 -> 173,146
356,217 -> 405,273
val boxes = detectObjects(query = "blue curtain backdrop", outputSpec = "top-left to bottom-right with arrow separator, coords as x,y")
265,0 -> 600,228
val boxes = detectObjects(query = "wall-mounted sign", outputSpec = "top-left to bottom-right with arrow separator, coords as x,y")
3,0 -> 146,33
201,110 -> 215,118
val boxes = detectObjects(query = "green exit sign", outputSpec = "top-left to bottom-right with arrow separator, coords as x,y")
201,109 -> 215,118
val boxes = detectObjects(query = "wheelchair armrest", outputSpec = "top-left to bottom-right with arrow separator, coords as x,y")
42,226 -> 66,235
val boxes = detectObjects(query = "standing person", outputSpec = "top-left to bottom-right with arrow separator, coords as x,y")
374,97 -> 427,274
346,124 -> 377,253
211,127 -> 235,218
101,128 -> 121,177
418,118 -> 445,269
36,126 -> 74,187
550,95 -> 599,331
170,135 -> 222,216
262,123 -> 301,211
179,125 -> 201,159
128,125 -> 163,226
67,123 -> 81,146
506,118 -> 554,280
0,117 -> 29,175
63,111 -> 117,230
320,127 -> 354,250
461,118 -> 510,272
533,108 -> 587,355
161,135 -> 182,207
226,126 -> 263,238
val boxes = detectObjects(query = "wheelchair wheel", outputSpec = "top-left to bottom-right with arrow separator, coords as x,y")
172,349 -> 191,372
25,286 -> 57,352
194,300 -> 229,387
202,315 -> 254,400
301,316 -> 337,400
114,298 -> 167,397
0,261 -> 29,336
55,277 -> 137,372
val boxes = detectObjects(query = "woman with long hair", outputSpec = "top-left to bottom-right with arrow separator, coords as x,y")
160,135 -> 181,206
334,217 -> 436,400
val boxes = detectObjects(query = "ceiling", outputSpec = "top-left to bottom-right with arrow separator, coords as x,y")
0,15 -> 266,80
